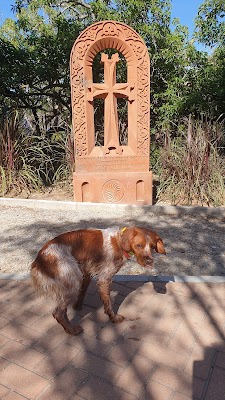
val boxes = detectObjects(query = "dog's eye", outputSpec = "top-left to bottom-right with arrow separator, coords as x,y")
136,244 -> 143,249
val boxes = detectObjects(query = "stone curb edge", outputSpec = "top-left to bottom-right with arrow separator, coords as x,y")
0,197 -> 225,218
1,273 -> 225,283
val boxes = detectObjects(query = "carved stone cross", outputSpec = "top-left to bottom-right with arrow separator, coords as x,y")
71,20 -> 152,204
87,52 -> 135,155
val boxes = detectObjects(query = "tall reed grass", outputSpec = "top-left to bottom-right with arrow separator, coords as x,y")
156,116 -> 225,206
0,109 -> 74,196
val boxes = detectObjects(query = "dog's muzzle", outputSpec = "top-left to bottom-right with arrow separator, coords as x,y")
144,256 -> 154,268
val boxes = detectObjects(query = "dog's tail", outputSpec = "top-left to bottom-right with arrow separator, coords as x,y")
30,257 -> 64,301
30,254 -> 83,303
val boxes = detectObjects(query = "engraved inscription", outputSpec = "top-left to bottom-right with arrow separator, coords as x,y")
76,155 -> 148,172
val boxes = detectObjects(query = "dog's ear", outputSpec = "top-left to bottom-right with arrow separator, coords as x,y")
155,237 -> 166,254
146,229 -> 166,255
120,227 -> 136,252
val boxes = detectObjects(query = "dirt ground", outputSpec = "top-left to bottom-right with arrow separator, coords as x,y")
4,184 -> 75,202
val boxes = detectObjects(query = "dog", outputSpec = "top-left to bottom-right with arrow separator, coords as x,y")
31,226 -> 166,335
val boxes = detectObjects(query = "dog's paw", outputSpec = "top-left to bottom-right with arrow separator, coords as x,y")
65,324 -> 84,335
111,314 -> 125,324
73,325 -> 84,335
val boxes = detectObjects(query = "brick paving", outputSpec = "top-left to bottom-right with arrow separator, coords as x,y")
0,278 -> 224,400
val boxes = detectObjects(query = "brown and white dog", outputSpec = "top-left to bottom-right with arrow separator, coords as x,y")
31,226 -> 166,335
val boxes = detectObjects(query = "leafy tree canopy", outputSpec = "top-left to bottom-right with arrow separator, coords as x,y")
0,0 -> 224,132
195,0 -> 225,47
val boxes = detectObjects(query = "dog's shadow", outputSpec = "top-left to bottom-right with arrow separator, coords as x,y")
152,281 -> 168,294
69,280 -> 169,327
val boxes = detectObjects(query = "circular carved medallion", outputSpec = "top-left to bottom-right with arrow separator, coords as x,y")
102,180 -> 124,203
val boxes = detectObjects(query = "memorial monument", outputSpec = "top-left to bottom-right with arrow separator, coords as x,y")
70,20 -> 152,204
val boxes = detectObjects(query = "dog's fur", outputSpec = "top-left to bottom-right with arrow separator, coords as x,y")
31,226 -> 166,335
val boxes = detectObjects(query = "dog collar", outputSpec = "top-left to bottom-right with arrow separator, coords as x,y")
121,227 -> 127,234
121,228 -> 134,258
123,250 -> 134,259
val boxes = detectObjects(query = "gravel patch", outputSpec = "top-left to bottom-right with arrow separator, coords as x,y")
0,201 -> 224,276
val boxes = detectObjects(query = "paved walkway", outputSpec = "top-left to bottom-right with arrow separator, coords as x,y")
0,277 -> 224,400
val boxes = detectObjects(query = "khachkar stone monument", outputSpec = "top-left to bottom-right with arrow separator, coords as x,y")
70,20 -> 152,204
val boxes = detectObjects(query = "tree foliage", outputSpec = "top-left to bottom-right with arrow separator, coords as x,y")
0,0 -> 211,127
0,0 -> 86,133
1,0 -> 224,127
195,0 -> 225,47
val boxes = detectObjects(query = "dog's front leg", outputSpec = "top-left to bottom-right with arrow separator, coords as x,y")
97,280 -> 125,323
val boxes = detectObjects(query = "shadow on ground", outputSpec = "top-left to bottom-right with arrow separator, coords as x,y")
0,277 -> 225,399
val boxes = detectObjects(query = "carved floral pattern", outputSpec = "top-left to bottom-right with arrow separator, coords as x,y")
102,22 -> 119,37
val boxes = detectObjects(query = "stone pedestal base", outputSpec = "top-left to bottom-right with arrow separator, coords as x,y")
73,171 -> 152,205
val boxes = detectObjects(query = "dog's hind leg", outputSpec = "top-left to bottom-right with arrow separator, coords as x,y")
53,300 -> 83,335
73,275 -> 91,310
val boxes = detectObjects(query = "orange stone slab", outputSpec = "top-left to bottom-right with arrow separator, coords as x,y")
73,171 -> 152,204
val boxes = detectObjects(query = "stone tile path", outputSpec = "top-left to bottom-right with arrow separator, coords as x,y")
0,278 -> 224,399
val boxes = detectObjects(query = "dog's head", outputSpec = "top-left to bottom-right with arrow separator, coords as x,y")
120,226 -> 166,268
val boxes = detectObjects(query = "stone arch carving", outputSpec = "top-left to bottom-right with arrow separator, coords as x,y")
85,38 -> 134,67
70,20 -> 150,158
